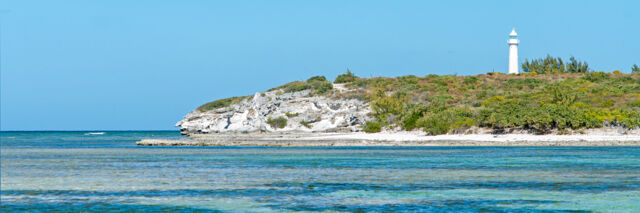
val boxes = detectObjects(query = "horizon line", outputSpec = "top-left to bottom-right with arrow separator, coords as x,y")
0,129 -> 179,132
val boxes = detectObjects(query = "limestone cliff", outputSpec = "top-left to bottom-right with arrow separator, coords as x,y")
176,84 -> 371,134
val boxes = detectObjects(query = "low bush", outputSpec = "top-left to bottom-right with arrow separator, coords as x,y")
267,117 -> 288,129
401,105 -> 429,131
582,72 -> 610,82
417,116 -> 450,135
311,81 -> 333,95
415,107 -> 476,135
307,76 -> 327,83
463,76 -> 479,85
363,120 -> 383,133
334,69 -> 358,83
629,100 -> 640,108
284,82 -> 312,93
370,90 -> 407,122
299,120 -> 312,128
275,77 -> 334,95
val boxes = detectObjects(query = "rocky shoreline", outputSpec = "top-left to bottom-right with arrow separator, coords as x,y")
177,84 -> 370,135
137,131 -> 640,147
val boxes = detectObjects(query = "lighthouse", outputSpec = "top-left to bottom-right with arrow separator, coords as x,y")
507,29 -> 519,74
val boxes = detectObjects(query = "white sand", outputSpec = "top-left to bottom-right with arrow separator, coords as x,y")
138,129 -> 640,146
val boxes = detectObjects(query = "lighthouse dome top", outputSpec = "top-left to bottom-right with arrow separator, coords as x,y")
509,28 -> 518,37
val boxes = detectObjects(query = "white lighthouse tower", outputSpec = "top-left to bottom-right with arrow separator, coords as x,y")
507,28 -> 519,74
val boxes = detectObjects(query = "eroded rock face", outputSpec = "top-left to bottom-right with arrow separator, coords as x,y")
176,87 -> 371,134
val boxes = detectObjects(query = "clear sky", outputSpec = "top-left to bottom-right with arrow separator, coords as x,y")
1,0 -> 638,130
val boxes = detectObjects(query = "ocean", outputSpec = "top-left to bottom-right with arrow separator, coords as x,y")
1,131 -> 639,212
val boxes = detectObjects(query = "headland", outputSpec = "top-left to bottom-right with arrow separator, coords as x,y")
141,66 -> 640,147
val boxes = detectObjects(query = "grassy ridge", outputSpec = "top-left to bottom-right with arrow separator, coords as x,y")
197,96 -> 250,112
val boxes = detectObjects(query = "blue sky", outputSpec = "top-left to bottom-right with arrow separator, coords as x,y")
1,0 -> 638,130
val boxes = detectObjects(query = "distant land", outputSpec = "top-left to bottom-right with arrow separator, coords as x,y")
142,56 -> 640,146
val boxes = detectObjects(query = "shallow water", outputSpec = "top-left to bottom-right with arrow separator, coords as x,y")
1,131 -> 639,212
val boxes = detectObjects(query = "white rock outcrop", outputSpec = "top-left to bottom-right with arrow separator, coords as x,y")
176,86 -> 371,134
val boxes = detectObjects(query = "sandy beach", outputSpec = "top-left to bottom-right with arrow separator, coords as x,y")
137,130 -> 640,146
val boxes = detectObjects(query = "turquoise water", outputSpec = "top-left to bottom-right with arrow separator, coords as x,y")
1,131 -> 639,212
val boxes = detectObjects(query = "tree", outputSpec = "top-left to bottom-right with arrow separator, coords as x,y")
566,56 -> 589,73
632,64 -> 640,74
522,55 -> 590,74
334,68 -> 358,83
522,55 -> 565,74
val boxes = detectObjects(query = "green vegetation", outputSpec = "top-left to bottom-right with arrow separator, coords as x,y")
271,75 -> 333,95
334,69 -> 358,83
363,120 -> 383,133
633,64 -> 640,74
267,117 -> 288,129
306,76 -> 327,82
197,96 -> 248,112
311,81 -> 333,95
347,71 -> 640,135
522,55 -> 589,74
299,120 -> 312,128
286,112 -> 299,117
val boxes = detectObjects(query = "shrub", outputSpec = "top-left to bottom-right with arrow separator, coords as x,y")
582,72 -> 610,82
615,110 -> 640,128
280,78 -> 333,95
479,101 -> 553,132
299,120 -> 312,128
629,100 -> 640,108
311,81 -> 333,95
430,94 -> 453,103
197,96 -> 246,112
481,96 -> 505,106
267,117 -> 287,129
548,85 -> 577,106
284,81 -> 312,93
414,107 -> 477,135
363,120 -> 383,133
463,76 -> 479,85
633,64 -> 640,74
557,129 -> 570,135
398,75 -> 419,85
613,76 -> 635,84
401,105 -> 429,131
505,78 -> 545,90
307,76 -> 327,83
286,112 -> 299,117
476,91 -> 488,99
601,100 -> 615,108
334,69 -> 358,83
370,89 -> 407,122
417,116 -> 450,135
